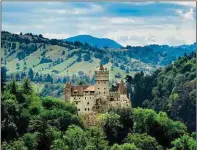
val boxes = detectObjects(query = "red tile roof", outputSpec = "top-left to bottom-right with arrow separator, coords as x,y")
71,85 -> 95,92
84,86 -> 95,91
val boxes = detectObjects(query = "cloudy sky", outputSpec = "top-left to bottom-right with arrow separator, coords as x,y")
2,1 -> 196,46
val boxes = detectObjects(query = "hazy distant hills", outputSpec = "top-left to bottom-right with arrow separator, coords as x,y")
65,35 -> 123,48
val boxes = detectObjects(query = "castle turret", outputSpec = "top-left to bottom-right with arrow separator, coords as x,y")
95,64 -> 109,96
118,80 -> 124,94
64,82 -> 71,102
118,80 -> 128,95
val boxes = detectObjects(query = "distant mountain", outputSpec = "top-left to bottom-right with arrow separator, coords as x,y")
64,35 -> 122,48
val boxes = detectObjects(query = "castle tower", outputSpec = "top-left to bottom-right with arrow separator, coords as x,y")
64,82 -> 71,102
95,64 -> 109,96
118,80 -> 125,94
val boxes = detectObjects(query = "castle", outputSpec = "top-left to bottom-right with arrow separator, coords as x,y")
64,64 -> 131,114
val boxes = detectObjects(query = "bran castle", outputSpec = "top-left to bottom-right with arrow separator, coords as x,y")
64,64 -> 131,114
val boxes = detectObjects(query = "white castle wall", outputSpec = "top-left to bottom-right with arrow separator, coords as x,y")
70,92 -> 95,114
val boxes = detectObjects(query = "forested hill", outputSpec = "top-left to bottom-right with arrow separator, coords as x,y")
1,31 -> 196,84
126,52 -> 196,132
1,77 -> 196,150
2,31 -> 196,99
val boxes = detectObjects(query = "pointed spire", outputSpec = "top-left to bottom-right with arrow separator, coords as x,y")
100,64 -> 104,71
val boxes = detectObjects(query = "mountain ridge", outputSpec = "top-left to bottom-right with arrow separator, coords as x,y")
64,34 -> 123,48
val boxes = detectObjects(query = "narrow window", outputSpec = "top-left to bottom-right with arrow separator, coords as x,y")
85,108 -> 87,111
88,108 -> 90,111
85,97 -> 86,99
78,109 -> 80,111
87,102 -> 89,105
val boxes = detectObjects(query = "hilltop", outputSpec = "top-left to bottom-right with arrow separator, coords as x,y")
65,34 -> 123,48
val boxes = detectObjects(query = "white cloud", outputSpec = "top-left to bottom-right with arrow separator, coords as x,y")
35,25 -> 45,29
103,23 -> 195,46
169,2 -> 196,7
176,8 -> 195,21
38,4 -> 104,15
102,17 -> 136,24
43,33 -> 70,39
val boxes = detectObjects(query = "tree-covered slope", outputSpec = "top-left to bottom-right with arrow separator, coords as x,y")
2,31 -> 196,84
126,52 -> 196,132
1,78 -> 196,150
1,31 -> 157,83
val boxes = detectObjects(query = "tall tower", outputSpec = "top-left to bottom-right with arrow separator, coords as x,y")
64,82 -> 71,102
95,64 -> 109,96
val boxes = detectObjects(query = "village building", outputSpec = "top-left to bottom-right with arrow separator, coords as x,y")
64,64 -> 131,114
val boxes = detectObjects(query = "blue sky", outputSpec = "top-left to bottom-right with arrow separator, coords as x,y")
2,1 -> 196,46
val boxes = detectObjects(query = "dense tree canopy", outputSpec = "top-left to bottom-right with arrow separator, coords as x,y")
126,53 -> 196,132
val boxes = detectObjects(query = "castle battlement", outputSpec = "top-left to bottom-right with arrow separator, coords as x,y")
64,64 -> 131,114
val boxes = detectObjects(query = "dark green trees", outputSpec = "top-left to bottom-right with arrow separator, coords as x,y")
1,77 -> 196,150
126,53 -> 196,132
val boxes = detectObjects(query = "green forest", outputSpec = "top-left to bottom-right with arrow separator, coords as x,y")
1,53 -> 196,150
126,52 -> 196,132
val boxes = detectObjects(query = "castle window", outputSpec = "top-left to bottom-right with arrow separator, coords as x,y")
98,82 -> 100,84
85,108 -> 87,111
85,97 -> 86,99
87,102 -> 89,105
78,109 -> 80,111
104,92 -> 105,94
98,88 -> 100,89
75,102 -> 78,105
88,108 -> 90,111
110,98 -> 114,101
104,82 -> 106,84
